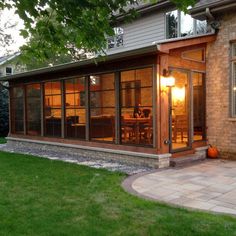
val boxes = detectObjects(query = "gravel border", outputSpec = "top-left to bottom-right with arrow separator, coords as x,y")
0,144 -> 152,175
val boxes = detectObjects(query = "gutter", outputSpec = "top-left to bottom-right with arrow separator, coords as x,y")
190,0 -> 236,19
115,0 -> 173,22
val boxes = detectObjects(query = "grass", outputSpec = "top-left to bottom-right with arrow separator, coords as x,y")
0,137 -> 6,144
0,151 -> 235,236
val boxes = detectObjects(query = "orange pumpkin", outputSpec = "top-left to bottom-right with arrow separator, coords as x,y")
207,145 -> 219,159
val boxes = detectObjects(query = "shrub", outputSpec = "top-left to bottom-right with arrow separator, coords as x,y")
0,85 -> 9,137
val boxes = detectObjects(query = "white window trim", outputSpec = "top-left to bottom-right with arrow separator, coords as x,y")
107,27 -> 124,50
165,10 -> 208,40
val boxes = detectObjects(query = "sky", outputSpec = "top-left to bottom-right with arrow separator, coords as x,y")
0,8 -> 26,56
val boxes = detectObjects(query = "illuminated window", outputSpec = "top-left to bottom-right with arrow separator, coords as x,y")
90,73 -> 115,142
182,48 -> 205,62
44,81 -> 62,137
120,68 -> 153,146
65,77 -> 86,139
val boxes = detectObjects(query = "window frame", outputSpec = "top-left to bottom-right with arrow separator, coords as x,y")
165,9 -> 208,39
107,27 -> 124,50
231,43 -> 236,117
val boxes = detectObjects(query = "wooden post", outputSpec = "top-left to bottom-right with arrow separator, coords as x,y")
23,86 -> 27,135
40,83 -> 44,137
61,81 -> 65,138
152,64 -> 157,149
85,76 -> 90,141
159,54 -> 170,154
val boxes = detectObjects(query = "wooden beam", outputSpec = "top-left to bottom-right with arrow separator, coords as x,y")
157,35 -> 216,54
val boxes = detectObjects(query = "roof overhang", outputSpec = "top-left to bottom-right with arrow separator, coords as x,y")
115,0 -> 173,23
0,52 -> 21,66
157,34 -> 216,53
0,45 -> 158,82
190,0 -> 236,20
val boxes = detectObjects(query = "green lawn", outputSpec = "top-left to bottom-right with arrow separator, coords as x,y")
0,151 -> 235,236
0,137 -> 6,144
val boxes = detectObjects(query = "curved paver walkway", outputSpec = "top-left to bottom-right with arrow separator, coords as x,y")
123,160 -> 236,216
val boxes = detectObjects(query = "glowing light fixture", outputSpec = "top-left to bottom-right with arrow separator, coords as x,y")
161,69 -> 175,87
172,87 -> 185,102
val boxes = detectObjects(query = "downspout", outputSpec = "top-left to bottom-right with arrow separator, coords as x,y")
205,7 -> 220,30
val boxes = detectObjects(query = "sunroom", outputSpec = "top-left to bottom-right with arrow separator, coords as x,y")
2,35 -> 215,168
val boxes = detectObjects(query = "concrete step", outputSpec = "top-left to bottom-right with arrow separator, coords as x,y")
170,153 -> 206,167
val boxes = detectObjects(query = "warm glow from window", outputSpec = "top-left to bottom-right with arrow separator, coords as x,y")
233,87 -> 236,91
172,87 -> 185,102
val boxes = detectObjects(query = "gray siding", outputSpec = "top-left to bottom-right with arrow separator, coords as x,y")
107,11 -> 166,54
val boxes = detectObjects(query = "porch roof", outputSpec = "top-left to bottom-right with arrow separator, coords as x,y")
0,34 -> 216,83
0,45 -> 158,82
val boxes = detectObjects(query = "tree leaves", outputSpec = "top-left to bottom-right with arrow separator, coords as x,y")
0,0 -> 196,66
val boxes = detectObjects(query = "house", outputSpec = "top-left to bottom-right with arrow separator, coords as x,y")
0,52 -> 25,77
1,0 -> 236,168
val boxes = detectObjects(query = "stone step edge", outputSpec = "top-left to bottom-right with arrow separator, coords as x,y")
6,137 -> 171,160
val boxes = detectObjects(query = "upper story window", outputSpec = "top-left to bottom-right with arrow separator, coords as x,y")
107,27 -> 124,50
231,43 -> 236,117
6,66 -> 13,75
166,10 -> 208,39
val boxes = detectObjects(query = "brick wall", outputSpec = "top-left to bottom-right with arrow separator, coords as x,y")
206,12 -> 236,159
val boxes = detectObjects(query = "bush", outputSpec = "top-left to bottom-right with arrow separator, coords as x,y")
0,85 -> 9,137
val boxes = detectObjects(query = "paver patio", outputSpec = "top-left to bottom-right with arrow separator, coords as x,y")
123,160 -> 236,216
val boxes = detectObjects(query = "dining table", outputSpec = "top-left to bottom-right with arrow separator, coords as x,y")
123,117 -> 150,144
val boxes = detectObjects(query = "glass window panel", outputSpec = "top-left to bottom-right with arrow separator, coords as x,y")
121,108 -> 153,146
192,72 -> 205,141
44,82 -> 52,95
52,95 -> 62,107
11,86 -> 24,134
26,84 -> 41,135
66,108 -> 86,139
166,10 -> 178,39
13,87 -> 24,98
44,81 -> 61,95
89,73 -> 115,143
233,44 -> 236,57
181,12 -> 194,37
233,62 -> 236,116
90,108 -> 115,142
171,70 -> 190,150
120,68 -> 153,146
44,81 -> 62,137
182,48 -> 205,62
196,20 -> 208,34
65,77 -> 86,139
65,77 -> 85,93
90,91 -> 115,108
66,93 -> 75,106
90,74 -> 114,91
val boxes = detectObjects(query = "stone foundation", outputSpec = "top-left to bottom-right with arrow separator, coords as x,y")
6,137 -> 170,169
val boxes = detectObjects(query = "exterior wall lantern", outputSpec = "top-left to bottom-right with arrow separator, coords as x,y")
161,69 -> 175,90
